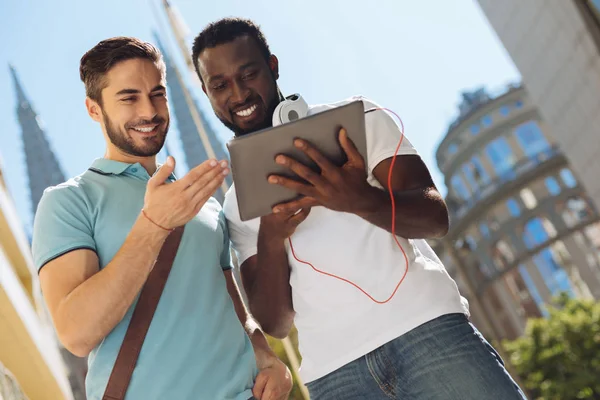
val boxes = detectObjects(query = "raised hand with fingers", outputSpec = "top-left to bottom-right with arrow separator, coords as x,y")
268,128 -> 377,216
142,156 -> 229,230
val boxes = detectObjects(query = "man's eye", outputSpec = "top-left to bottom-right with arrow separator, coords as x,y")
122,97 -> 135,102
213,83 -> 226,91
242,71 -> 257,80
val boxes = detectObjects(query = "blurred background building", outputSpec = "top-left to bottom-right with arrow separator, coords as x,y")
431,84 -> 600,340
475,0 -> 600,211
0,153 -> 75,399
7,65 -> 88,400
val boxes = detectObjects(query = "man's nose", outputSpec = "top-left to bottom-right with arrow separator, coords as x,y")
231,82 -> 251,105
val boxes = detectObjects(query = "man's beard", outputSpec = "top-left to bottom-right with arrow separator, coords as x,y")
217,93 -> 280,137
102,110 -> 169,157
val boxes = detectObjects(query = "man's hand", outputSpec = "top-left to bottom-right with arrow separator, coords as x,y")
259,196 -> 314,241
252,356 -> 293,400
143,156 -> 229,229
267,128 -> 377,216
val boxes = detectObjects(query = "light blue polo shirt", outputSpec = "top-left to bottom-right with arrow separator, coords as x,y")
32,158 -> 258,400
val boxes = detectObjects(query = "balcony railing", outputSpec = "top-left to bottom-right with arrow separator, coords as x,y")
449,146 -> 562,220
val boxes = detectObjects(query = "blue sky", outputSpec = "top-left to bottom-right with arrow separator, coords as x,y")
0,0 -> 520,230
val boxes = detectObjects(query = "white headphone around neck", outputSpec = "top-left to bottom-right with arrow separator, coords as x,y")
272,93 -> 309,127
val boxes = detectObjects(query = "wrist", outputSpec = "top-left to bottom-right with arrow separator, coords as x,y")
258,220 -> 288,245
255,346 -> 279,369
135,212 -> 172,241
353,186 -> 387,218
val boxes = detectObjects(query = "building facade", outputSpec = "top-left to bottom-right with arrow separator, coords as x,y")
9,64 -> 88,400
9,65 -> 68,224
475,0 -> 600,212
433,85 -> 600,340
0,155 -> 74,400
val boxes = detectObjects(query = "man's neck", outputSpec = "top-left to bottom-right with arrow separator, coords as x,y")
104,148 -> 158,176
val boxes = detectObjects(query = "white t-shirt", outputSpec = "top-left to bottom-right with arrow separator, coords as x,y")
223,96 -> 470,383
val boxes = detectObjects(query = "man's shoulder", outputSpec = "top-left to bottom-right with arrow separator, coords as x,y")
307,95 -> 381,115
37,172 -> 95,216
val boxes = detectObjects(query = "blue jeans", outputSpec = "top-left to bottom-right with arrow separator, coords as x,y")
305,313 -> 527,399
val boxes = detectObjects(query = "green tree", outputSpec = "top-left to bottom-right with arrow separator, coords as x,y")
502,293 -> 600,399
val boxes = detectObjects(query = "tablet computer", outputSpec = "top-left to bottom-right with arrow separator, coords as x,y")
226,99 -> 367,221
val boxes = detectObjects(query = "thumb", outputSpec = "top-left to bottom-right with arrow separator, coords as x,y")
149,156 -> 175,187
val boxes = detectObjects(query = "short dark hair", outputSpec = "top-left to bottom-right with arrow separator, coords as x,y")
191,18 -> 272,83
79,36 -> 165,103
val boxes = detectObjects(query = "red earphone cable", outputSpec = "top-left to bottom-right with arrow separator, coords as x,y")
287,107 -> 409,304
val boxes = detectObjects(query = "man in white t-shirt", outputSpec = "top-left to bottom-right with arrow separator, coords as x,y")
191,17 -> 527,400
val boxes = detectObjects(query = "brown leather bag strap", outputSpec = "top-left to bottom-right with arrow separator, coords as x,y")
102,225 -> 185,400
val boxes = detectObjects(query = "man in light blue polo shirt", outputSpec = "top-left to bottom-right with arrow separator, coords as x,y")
31,36 -> 292,400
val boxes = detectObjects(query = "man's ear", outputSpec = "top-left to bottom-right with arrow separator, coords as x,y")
269,54 -> 279,80
85,97 -> 102,123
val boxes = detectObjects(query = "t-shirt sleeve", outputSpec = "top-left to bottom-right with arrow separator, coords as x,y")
217,208 -> 234,271
360,97 -> 419,175
32,185 -> 96,272
222,192 -> 259,266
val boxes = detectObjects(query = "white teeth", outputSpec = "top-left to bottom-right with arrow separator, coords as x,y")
235,104 -> 257,117
132,126 -> 157,133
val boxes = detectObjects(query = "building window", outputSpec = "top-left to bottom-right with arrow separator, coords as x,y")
560,196 -> 593,227
560,168 -> 577,188
461,156 -> 490,194
518,265 -> 546,315
533,248 -> 573,297
462,163 -> 478,194
545,177 -> 561,196
515,100 -> 523,108
448,143 -> 459,155
514,121 -> 550,158
523,217 -> 556,249
493,239 -> 515,269
520,188 -> 538,209
451,174 -> 470,201
473,156 -> 490,185
485,137 -> 517,179
500,105 -> 510,116
470,124 -> 480,135
482,115 -> 492,127
507,198 -> 521,217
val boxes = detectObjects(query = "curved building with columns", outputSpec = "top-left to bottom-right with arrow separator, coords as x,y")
432,84 -> 600,340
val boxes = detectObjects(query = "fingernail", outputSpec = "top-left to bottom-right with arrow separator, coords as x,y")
220,161 -> 228,168
210,160 -> 217,167
294,139 -> 304,148
276,156 -> 286,165
340,128 -> 347,136
273,207 -> 281,213
268,176 -> 278,184
222,168 -> 230,175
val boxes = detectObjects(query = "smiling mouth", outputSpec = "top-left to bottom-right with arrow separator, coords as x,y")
235,104 -> 258,118
130,124 -> 159,134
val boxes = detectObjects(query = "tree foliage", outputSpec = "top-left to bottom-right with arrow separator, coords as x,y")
502,293 -> 600,399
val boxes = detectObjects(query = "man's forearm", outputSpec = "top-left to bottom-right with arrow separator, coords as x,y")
56,214 -> 171,355
356,186 -> 450,239
248,231 -> 295,338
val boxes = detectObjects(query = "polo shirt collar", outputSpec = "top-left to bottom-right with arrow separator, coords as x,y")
89,158 -> 177,181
